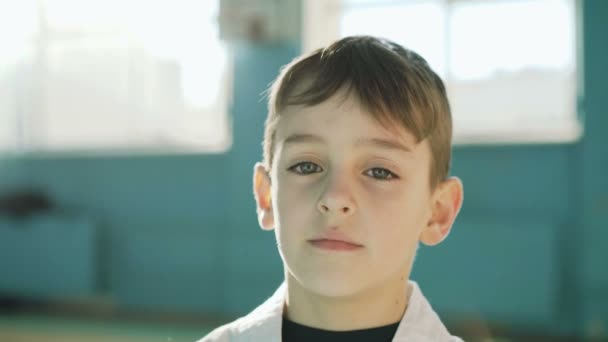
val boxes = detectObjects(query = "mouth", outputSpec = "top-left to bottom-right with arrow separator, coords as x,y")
307,239 -> 363,251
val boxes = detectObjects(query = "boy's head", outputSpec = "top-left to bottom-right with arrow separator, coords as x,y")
265,35 -> 452,190
253,36 -> 463,298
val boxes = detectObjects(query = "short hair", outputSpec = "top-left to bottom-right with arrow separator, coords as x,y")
264,35 -> 452,189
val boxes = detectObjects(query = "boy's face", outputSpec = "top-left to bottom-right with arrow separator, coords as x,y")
254,92 -> 458,298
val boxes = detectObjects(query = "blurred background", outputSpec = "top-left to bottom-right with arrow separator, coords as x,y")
0,0 -> 606,341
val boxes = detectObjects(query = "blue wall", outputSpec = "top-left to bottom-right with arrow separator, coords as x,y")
581,0 -> 608,335
0,1 -> 606,339
0,157 -> 25,189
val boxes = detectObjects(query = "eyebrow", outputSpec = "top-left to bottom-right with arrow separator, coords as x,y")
356,137 -> 412,154
282,133 -> 412,154
283,133 -> 324,145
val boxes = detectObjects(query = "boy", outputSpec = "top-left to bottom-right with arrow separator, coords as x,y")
200,35 -> 464,341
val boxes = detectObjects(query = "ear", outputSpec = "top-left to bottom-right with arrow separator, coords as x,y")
253,162 -> 275,231
420,177 -> 464,246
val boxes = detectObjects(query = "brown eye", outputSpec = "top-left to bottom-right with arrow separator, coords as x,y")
365,167 -> 398,180
288,162 -> 323,175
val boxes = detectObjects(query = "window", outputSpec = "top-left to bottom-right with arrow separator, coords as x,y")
304,0 -> 581,144
0,0 -> 231,154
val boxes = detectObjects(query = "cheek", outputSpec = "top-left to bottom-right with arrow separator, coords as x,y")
363,183 -> 430,242
366,198 -> 425,266
273,178 -> 318,226
363,182 -> 418,217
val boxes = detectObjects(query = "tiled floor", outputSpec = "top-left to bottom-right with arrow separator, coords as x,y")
0,314 -> 211,342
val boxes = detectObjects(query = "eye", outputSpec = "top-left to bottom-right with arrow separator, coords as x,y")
288,161 -> 323,175
365,167 -> 399,181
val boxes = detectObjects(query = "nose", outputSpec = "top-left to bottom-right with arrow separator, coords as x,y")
317,177 -> 356,218
317,202 -> 353,216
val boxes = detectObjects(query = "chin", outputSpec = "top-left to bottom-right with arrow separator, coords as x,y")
295,271 -> 371,299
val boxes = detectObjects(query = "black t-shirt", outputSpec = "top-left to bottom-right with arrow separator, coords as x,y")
282,317 -> 399,342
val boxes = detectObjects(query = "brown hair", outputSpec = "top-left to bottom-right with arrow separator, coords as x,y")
264,36 -> 452,189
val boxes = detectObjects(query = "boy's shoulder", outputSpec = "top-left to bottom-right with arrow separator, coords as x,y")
393,281 -> 464,341
196,312 -> 277,342
197,284 -> 286,342
195,316 -> 246,342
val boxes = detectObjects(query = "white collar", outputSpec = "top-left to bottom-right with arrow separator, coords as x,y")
205,280 -> 462,341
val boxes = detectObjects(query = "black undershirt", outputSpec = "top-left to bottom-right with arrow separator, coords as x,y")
282,317 -> 399,342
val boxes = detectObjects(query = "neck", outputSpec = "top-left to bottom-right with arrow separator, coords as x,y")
283,273 -> 411,331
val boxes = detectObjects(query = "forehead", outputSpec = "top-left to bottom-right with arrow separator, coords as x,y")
275,92 -> 419,149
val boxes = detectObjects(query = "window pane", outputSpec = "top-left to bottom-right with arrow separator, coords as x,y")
0,0 -> 38,152
340,1 -> 447,76
448,0 -> 577,140
1,1 -> 231,153
450,0 -> 575,81
338,0 -> 579,143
